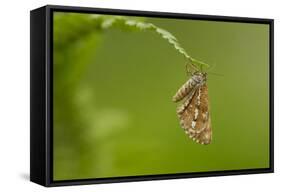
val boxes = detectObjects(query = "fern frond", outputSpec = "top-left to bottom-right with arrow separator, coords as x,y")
95,15 -> 209,70
55,13 -> 210,70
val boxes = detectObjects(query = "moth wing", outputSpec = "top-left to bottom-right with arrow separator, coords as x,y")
196,116 -> 212,145
177,85 -> 199,136
173,78 -> 196,102
178,84 -> 212,145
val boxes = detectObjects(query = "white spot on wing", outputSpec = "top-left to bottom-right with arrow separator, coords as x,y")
191,121 -> 196,129
194,108 -> 199,120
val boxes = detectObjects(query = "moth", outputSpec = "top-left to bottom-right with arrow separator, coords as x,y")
172,72 -> 212,145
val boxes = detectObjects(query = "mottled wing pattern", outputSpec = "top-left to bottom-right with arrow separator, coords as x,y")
178,84 -> 212,144
172,77 -> 197,102
173,74 -> 212,145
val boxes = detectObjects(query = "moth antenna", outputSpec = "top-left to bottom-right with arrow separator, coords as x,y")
203,62 -> 224,77
207,62 -> 217,71
208,72 -> 224,77
185,61 -> 198,77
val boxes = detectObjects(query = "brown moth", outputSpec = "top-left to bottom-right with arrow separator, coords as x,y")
172,72 -> 212,145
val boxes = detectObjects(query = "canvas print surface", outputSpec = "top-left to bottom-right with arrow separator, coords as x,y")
53,12 -> 270,181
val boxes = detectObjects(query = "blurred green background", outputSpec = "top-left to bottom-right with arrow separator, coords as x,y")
53,12 -> 270,181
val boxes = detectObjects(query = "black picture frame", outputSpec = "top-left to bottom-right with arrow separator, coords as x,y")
30,4 -> 274,187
